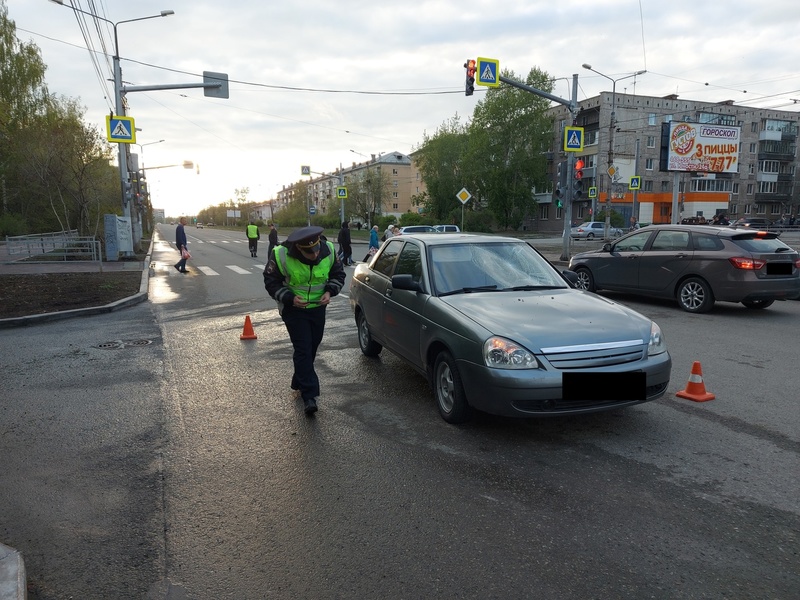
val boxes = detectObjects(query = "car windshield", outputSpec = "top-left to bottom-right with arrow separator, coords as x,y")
430,242 -> 567,295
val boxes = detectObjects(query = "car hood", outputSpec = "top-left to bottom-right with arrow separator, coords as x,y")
440,289 -> 651,351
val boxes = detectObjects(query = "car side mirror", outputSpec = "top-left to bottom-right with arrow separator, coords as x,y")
561,270 -> 579,287
392,274 -> 424,293
602,243 -> 612,252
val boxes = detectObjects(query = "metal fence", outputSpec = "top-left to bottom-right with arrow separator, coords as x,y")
5,230 -> 102,264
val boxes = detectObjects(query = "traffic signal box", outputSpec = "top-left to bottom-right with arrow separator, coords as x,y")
573,158 -> 584,200
465,59 -> 476,96
555,161 -> 568,207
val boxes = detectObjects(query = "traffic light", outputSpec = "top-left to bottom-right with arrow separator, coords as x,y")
554,161 -> 567,206
464,59 -> 476,96
573,158 -> 584,200
123,180 -> 133,205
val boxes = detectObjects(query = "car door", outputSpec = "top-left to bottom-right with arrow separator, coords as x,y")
593,230 -> 653,290
359,239 -> 402,346
636,229 -> 693,293
381,240 -> 428,368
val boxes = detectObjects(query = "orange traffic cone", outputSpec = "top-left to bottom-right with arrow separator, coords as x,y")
676,361 -> 715,402
240,315 -> 258,340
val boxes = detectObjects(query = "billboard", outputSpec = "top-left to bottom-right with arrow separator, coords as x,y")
660,122 -> 741,173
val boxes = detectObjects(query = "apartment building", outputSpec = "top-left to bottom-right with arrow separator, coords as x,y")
546,92 -> 799,233
271,151 -> 425,221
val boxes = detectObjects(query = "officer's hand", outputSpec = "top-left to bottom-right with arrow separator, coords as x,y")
293,296 -> 309,307
318,292 -> 331,305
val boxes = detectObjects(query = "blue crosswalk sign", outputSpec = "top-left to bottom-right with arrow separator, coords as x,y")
563,126 -> 584,152
476,57 -> 500,87
106,115 -> 136,143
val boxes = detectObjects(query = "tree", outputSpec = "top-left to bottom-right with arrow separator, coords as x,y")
413,115 -> 469,221
347,165 -> 391,227
466,67 -> 554,229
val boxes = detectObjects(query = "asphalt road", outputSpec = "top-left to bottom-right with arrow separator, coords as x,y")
0,224 -> 798,599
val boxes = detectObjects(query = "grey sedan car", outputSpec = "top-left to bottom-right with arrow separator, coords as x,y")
569,224 -> 800,313
349,234 -> 671,424
570,221 -> 623,239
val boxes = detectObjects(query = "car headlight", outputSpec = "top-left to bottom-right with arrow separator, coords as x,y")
483,336 -> 542,369
648,322 -> 667,356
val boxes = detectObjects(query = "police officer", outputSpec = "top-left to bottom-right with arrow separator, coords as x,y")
246,221 -> 260,257
263,226 -> 345,415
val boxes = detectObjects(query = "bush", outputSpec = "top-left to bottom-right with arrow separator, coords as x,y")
0,213 -> 28,237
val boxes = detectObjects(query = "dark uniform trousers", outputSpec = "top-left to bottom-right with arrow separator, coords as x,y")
282,303 -> 327,400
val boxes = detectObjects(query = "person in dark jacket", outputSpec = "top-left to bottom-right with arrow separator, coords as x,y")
263,226 -> 345,415
174,216 -> 189,273
267,223 -> 278,257
337,221 -> 352,266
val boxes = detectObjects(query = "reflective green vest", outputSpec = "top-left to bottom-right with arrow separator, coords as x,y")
275,242 -> 334,308
247,224 -> 259,238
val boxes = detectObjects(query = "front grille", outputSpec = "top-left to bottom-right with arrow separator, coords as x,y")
541,340 -> 645,370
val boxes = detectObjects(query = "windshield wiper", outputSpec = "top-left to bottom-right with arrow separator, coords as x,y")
504,285 -> 563,291
439,285 -> 498,297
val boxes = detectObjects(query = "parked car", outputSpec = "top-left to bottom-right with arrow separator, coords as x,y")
349,233 -> 671,424
570,221 -> 622,239
398,225 -> 438,234
434,224 -> 461,233
729,217 -> 772,229
569,224 -> 800,313
195,222 -> 204,228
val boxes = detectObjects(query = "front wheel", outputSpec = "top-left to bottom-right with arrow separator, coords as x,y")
742,299 -> 774,309
677,277 -> 714,313
433,351 -> 472,424
574,267 -> 596,292
356,311 -> 382,356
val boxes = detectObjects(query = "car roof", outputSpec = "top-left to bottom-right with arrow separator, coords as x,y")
394,232 -> 520,245
633,224 -> 776,238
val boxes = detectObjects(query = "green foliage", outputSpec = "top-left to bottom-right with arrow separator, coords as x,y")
595,208 -> 626,228
398,212 -> 423,227
413,66 -> 554,232
0,212 -> 27,237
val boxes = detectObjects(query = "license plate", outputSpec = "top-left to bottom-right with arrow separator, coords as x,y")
562,371 -> 647,401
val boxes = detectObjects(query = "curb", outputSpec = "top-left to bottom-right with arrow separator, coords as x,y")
0,543 -> 26,600
0,241 -> 153,330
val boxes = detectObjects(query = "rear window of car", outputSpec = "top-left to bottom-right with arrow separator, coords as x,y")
730,236 -> 793,253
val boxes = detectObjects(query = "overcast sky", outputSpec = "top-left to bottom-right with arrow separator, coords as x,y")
10,0 -> 800,217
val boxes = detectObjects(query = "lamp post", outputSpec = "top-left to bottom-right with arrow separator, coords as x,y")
50,1 -> 174,255
133,139 -> 165,172
582,64 -> 646,239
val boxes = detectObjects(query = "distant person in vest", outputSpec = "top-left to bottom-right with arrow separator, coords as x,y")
267,222 -> 278,256
262,226 -> 345,415
246,221 -> 260,257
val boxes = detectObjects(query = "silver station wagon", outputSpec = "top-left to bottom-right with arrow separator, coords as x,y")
349,233 -> 671,424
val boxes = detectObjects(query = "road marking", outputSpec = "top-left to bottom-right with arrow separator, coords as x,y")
226,265 -> 251,274
197,266 -> 219,276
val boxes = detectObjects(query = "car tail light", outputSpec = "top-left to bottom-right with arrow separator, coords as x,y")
729,257 -> 765,270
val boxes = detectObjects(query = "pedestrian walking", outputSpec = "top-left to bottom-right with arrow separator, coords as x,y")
263,226 -> 346,415
267,223 -> 278,256
246,221 -> 260,257
338,221 -> 352,266
364,225 -> 380,261
174,216 -> 190,273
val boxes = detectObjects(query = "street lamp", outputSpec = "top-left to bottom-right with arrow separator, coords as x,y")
582,64 -> 646,239
133,139 -> 165,171
49,0 -> 174,255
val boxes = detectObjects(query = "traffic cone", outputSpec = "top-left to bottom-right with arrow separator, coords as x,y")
676,361 -> 715,402
240,315 -> 257,340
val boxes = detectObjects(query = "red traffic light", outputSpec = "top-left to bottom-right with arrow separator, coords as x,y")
467,59 -> 476,77
574,159 -> 584,170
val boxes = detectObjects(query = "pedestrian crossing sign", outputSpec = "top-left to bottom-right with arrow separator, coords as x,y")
629,176 -> 641,190
337,186 -> 348,199
106,115 -> 136,143
588,186 -> 598,199
563,126 -> 584,152
476,57 -> 500,87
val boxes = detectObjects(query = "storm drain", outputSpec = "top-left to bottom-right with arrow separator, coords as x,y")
97,339 -> 154,349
